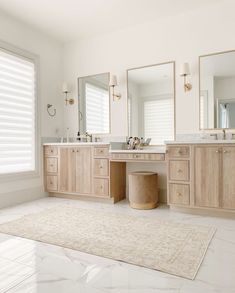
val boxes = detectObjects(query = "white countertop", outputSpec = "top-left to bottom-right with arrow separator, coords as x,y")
165,140 -> 235,144
43,142 -> 110,146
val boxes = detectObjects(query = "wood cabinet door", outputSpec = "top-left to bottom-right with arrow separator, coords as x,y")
75,147 -> 92,194
194,146 -> 220,208
222,147 -> 235,209
58,147 -> 69,192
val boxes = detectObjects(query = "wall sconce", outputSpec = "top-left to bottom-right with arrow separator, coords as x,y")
62,82 -> 74,105
180,63 -> 192,92
109,75 -> 121,101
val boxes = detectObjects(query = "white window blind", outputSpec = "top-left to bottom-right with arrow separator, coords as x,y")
144,97 -> 174,145
0,48 -> 36,174
85,82 -> 109,134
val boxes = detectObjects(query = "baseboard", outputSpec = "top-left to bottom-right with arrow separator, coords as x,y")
0,186 -> 46,209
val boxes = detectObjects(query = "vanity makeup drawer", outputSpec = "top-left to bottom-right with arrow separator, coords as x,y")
94,159 -> 109,177
44,146 -> 58,156
94,178 -> 109,196
169,183 -> 190,205
110,153 -> 165,161
169,160 -> 189,181
167,146 -> 190,158
46,175 -> 58,192
45,157 -> 58,173
94,147 -> 109,158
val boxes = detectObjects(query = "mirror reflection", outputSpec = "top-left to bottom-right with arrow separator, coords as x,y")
78,73 -> 110,134
127,62 -> 175,145
200,50 -> 235,129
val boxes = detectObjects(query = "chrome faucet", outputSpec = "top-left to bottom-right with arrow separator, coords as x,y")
222,129 -> 226,140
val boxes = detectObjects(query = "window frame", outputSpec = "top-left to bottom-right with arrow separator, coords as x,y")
0,40 -> 40,182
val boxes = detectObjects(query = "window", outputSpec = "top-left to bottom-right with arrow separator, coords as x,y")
0,48 -> 36,175
85,82 -> 109,134
144,96 -> 174,145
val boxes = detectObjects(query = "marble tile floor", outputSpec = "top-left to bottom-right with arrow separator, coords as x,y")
0,197 -> 234,293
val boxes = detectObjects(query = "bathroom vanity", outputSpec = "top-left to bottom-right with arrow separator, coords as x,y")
43,143 -> 166,203
166,141 -> 235,212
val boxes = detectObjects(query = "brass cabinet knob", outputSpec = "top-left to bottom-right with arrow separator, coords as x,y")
177,169 -> 182,173
223,150 -> 227,153
177,192 -> 182,196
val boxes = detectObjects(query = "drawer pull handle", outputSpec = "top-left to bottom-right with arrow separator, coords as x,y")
72,150 -> 75,153
223,150 -> 227,153
50,150 -> 53,153
177,192 -> 182,196
100,150 -> 103,153
177,169 -> 182,173
99,166 -> 103,169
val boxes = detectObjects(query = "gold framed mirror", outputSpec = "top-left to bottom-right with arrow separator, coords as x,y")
127,61 -> 175,145
78,72 -> 111,135
199,50 -> 235,130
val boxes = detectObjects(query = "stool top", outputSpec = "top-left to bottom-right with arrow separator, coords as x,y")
129,171 -> 158,176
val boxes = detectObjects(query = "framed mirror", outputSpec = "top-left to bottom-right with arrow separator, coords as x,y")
78,72 -> 110,134
127,62 -> 175,145
199,50 -> 235,130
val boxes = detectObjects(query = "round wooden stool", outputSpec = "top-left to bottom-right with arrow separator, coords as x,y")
129,171 -> 158,209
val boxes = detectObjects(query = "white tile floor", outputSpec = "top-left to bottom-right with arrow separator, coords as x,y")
0,197 -> 234,293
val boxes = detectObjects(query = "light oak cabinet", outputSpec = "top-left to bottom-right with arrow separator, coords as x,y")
167,145 -> 191,206
167,144 -> 235,212
44,144 -> 126,203
60,147 -> 92,194
222,147 -> 235,209
194,146 -> 220,208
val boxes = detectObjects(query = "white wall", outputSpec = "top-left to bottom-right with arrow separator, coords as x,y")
63,0 -> 235,137
0,11 -> 64,207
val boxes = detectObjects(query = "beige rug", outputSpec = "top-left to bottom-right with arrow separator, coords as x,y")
0,206 -> 215,279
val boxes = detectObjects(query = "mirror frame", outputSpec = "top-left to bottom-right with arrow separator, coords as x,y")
77,72 -> 111,135
199,49 -> 235,131
126,61 -> 176,146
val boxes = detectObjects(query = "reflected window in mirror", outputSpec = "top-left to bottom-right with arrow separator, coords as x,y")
78,73 -> 110,134
200,50 -> 235,130
127,62 -> 175,145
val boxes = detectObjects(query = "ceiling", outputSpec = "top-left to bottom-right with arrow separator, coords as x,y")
0,0 -> 222,43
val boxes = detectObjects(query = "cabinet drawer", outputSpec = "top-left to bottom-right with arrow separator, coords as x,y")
167,146 -> 189,158
111,153 -> 165,161
169,184 -> 190,205
169,160 -> 189,181
94,178 -> 109,197
94,159 -> 109,176
45,157 -> 58,173
46,175 -> 58,192
94,147 -> 109,158
44,146 -> 58,156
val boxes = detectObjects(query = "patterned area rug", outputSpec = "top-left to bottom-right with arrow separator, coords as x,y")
0,206 -> 216,279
